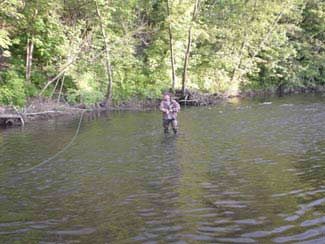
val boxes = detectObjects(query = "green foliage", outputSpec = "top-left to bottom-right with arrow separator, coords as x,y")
66,88 -> 79,105
25,83 -> 39,97
66,88 -> 104,105
0,0 -> 324,107
0,70 -> 26,106
0,0 -> 23,55
66,71 -> 104,104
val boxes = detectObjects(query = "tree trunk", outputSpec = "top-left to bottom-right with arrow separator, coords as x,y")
96,0 -> 113,107
182,27 -> 192,96
167,0 -> 177,92
230,32 -> 248,83
39,61 -> 73,95
181,0 -> 199,96
277,81 -> 284,97
39,32 -> 87,96
57,74 -> 65,103
26,37 -> 34,84
50,75 -> 60,99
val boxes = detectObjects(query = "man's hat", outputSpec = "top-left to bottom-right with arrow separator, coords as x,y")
163,91 -> 170,96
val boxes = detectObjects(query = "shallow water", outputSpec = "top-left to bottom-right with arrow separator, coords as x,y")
0,94 -> 325,243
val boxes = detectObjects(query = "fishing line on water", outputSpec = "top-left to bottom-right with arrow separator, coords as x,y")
19,110 -> 85,174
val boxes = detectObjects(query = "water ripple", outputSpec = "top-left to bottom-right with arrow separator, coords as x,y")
1,95 -> 325,243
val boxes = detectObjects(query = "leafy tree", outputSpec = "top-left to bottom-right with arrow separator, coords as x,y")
0,0 -> 324,107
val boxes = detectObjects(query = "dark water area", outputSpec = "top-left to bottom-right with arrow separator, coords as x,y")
0,94 -> 325,243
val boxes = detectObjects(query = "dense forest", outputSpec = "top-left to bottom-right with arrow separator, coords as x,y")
0,0 -> 324,106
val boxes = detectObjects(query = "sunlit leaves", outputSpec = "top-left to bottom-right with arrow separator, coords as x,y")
0,0 -> 324,106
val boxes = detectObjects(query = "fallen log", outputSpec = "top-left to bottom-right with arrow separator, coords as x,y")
179,99 -> 199,106
24,110 -> 68,116
0,114 -> 25,126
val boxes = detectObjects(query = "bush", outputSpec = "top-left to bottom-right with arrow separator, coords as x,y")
0,70 -> 26,106
25,83 -> 39,97
66,88 -> 79,105
66,88 -> 104,105
79,90 -> 104,104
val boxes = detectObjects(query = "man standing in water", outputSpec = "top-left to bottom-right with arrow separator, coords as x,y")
160,92 -> 181,134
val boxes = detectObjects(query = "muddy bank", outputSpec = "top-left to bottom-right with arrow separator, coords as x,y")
0,98 -> 161,127
1,87 -> 324,127
24,100 -> 86,121
0,100 -> 81,127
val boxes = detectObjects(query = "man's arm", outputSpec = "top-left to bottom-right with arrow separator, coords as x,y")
172,100 -> 180,112
160,101 -> 168,113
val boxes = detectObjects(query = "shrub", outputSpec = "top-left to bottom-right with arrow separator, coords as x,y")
0,70 -> 26,106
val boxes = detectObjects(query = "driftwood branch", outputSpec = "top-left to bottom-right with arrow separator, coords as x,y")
50,75 -> 61,98
24,111 -> 68,116
0,114 -> 25,126
39,61 -> 74,96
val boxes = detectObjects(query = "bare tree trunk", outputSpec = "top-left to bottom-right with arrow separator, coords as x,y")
181,0 -> 199,96
96,0 -> 113,107
39,61 -> 73,95
57,74 -> 65,103
167,0 -> 177,92
26,37 -> 34,84
230,32 -> 247,83
50,75 -> 60,99
231,0 -> 256,85
182,28 -> 192,96
39,28 -> 89,96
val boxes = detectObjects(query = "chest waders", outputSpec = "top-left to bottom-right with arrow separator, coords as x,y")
163,118 -> 178,134
164,100 -> 178,134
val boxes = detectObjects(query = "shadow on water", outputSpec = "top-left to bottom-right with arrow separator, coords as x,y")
0,94 -> 325,243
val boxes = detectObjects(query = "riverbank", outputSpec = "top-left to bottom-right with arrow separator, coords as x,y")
0,98 -> 159,126
1,87 -> 324,126
0,91 -> 222,126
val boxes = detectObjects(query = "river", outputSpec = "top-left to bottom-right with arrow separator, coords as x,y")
0,94 -> 325,243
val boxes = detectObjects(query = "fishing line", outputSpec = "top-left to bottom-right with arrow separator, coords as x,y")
19,111 -> 85,173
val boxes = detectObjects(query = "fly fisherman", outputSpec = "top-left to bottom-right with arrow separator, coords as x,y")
160,92 -> 181,134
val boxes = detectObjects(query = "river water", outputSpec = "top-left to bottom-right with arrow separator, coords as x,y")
0,94 -> 325,243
